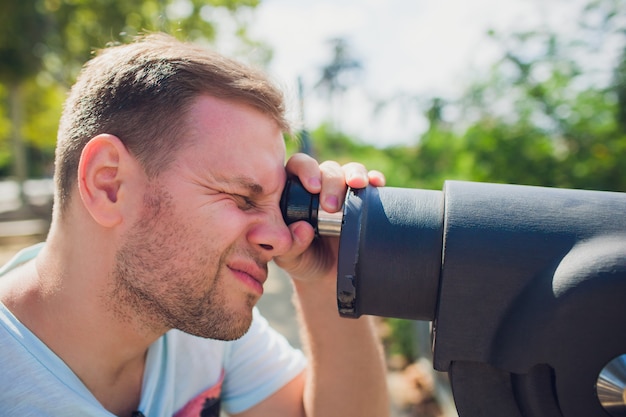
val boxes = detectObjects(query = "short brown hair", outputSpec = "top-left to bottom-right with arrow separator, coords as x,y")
55,33 -> 289,214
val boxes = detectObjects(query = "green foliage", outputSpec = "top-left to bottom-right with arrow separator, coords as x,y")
0,0 -> 264,180
385,318 -> 418,363
292,123 -> 422,189
29,0 -> 258,85
295,2 -> 626,195
0,85 -> 10,175
0,0 -> 49,82
20,78 -> 65,176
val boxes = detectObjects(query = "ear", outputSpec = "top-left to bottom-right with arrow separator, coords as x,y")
77,134 -> 138,228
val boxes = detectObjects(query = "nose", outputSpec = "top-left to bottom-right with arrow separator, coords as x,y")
247,209 -> 293,257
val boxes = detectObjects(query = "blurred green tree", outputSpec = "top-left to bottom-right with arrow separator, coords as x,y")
292,0 -> 626,199
0,0 -> 50,202
389,0 -> 626,192
0,0 -> 264,202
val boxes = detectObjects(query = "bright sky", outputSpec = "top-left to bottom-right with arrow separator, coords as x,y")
244,0 -> 591,147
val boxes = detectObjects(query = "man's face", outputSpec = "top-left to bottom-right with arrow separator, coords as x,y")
111,95 -> 291,340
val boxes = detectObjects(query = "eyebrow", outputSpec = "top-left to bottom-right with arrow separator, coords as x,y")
221,175 -> 264,195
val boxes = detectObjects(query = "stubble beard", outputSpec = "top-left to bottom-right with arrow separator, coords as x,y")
107,184 -> 256,341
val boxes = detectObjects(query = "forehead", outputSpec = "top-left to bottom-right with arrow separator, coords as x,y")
179,95 -> 287,190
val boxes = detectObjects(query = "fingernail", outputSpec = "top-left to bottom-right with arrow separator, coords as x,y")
309,177 -> 321,189
325,195 -> 339,210
349,172 -> 367,183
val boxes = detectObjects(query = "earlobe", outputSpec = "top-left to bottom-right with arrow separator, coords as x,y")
78,134 -> 130,228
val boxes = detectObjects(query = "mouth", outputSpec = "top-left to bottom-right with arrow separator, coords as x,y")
228,261 -> 268,295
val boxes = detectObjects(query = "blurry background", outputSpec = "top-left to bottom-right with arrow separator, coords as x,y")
1,0 -> 625,415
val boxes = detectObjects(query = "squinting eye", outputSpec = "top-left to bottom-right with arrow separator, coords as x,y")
235,195 -> 256,211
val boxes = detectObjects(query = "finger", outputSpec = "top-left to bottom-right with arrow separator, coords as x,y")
274,221 -> 315,269
368,169 -> 386,187
319,160 -> 346,212
285,153 -> 323,193
341,162 -> 370,189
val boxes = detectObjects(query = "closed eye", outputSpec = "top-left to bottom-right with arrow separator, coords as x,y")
233,194 -> 257,211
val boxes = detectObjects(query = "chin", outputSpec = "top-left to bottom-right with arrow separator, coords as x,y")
184,311 -> 253,341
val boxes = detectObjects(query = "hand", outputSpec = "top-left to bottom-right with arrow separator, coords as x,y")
274,153 -> 385,282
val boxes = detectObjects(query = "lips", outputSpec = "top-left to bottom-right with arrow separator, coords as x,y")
228,260 -> 268,293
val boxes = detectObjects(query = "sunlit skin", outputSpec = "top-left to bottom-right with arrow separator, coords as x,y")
0,92 -> 389,417
108,95 -> 292,340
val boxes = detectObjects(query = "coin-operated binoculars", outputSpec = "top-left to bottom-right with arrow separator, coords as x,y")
281,178 -> 626,417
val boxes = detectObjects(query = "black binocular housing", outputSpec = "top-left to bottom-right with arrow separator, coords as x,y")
280,177 -> 626,417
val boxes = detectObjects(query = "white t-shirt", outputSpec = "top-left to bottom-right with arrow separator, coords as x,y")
0,244 -> 307,416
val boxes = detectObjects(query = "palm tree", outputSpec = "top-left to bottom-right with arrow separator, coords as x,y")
315,37 -> 362,129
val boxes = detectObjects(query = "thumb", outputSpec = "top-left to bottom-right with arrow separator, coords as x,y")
274,221 -> 315,270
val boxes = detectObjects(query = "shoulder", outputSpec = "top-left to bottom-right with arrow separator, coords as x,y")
0,303 -> 103,414
0,243 -> 45,276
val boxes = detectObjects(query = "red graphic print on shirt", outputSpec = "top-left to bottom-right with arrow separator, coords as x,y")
173,371 -> 224,417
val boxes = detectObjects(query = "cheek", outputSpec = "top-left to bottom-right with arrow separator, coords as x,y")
152,193 -> 254,265
199,205 -> 253,242
134,202 -> 205,268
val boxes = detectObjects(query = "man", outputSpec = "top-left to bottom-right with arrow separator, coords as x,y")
0,34 -> 389,416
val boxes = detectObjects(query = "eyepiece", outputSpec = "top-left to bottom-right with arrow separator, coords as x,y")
280,177 -> 320,228
280,177 -> 343,237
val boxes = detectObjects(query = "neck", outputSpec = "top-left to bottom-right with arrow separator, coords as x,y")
0,230 -> 161,416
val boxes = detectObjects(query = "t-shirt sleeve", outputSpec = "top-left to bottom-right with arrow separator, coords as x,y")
220,308 -> 307,414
